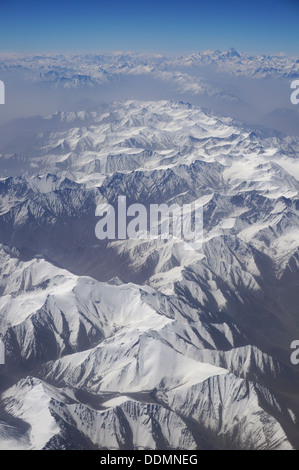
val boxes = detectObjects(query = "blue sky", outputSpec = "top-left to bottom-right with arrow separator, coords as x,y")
0,0 -> 298,55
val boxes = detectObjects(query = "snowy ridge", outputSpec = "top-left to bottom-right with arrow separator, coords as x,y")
0,245 -> 297,449
0,100 -> 299,449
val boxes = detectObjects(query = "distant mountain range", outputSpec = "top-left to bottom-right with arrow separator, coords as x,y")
1,49 -> 298,83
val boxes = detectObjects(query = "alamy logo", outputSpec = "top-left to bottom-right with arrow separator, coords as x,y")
95,196 -> 203,250
0,80 -> 5,104
290,340 -> 299,365
0,333 -> 5,365
290,80 -> 299,105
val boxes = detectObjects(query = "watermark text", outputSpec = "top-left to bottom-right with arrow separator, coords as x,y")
95,196 -> 203,250
291,80 -> 299,105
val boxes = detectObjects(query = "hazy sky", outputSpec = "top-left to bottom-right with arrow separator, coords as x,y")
0,0 -> 298,55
